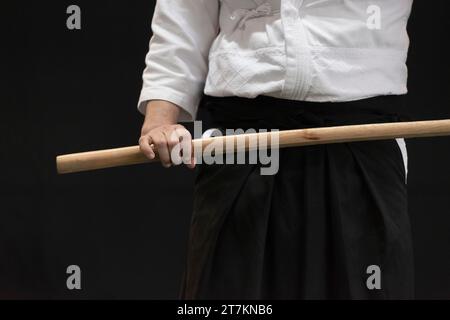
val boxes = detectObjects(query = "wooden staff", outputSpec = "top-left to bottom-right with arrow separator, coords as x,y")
56,119 -> 450,174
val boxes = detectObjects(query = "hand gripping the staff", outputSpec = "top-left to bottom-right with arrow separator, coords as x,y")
139,100 -> 195,169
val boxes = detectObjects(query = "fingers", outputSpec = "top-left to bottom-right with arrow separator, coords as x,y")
139,135 -> 155,160
189,148 -> 197,170
153,131 -> 172,168
139,130 -> 170,167
175,126 -> 195,169
164,128 -> 182,166
139,124 -> 194,169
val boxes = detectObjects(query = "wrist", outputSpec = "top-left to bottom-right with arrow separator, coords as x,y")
144,100 -> 180,126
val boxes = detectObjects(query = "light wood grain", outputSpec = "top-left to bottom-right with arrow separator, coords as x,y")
57,119 -> 450,174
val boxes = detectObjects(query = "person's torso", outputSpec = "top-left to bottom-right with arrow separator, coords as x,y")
205,0 -> 414,102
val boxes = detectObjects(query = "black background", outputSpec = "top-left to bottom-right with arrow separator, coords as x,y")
1,1 -> 449,299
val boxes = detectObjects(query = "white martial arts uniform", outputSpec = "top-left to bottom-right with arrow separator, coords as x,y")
138,0 -> 413,122
138,0 -> 412,175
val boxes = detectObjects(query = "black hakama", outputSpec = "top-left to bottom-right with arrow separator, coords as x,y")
180,95 -> 414,299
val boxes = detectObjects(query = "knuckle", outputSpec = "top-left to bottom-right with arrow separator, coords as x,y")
152,137 -> 165,148
168,138 -> 179,148
180,127 -> 190,134
139,139 -> 149,150
175,125 -> 187,132
155,141 -> 166,149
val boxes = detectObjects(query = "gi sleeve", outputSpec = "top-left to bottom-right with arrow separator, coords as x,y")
137,0 -> 220,122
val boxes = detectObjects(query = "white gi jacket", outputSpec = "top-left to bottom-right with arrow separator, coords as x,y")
138,0 -> 414,122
